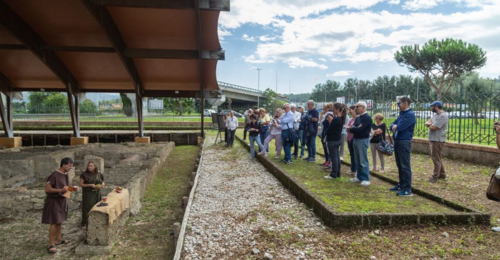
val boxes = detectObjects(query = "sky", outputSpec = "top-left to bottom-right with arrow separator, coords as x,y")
215,0 -> 500,94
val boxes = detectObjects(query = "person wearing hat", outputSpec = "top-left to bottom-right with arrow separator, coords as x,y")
425,101 -> 449,183
347,101 -> 373,186
389,96 -> 416,196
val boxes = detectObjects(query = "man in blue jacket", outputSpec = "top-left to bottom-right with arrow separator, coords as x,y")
389,97 -> 416,196
347,101 -> 372,186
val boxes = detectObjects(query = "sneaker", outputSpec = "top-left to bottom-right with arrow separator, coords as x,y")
280,159 -> 287,163
263,153 -> 268,157
324,175 -> 334,179
389,185 -> 401,191
303,157 -> 311,161
308,158 -> 316,162
285,160 -> 292,164
491,227 -> 500,232
396,190 -> 413,196
346,171 -> 355,175
427,177 -> 438,183
379,170 -> 385,173
257,151 -> 265,155
340,156 -> 344,161
360,181 -> 371,186
438,176 -> 447,181
300,154 -> 304,158
349,177 -> 361,183
294,155 -> 298,160
275,155 -> 280,159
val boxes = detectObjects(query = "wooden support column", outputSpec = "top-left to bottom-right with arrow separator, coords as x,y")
135,89 -> 144,137
67,85 -> 80,137
0,92 -> 14,137
194,0 -> 205,138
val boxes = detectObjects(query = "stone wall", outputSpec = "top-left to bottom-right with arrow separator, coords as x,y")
411,138 -> 500,166
127,142 -> 175,215
0,142 -> 177,213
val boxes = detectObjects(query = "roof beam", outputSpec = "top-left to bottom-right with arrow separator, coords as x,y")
82,0 -> 145,98
0,73 -> 15,96
0,1 -> 80,95
0,44 -> 224,60
124,48 -> 225,60
88,0 -> 230,11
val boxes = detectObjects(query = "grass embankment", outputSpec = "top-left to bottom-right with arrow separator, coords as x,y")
235,129 -> 455,214
105,145 -> 199,259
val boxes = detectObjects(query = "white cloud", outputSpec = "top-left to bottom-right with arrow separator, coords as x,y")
259,35 -> 278,42
287,58 -> 328,69
218,27 -> 232,41
327,70 -> 355,77
222,0 -> 500,77
403,0 -> 444,10
242,34 -> 255,42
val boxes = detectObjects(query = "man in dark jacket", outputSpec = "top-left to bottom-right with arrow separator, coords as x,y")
389,97 -> 416,196
303,100 -> 319,162
347,101 -> 372,186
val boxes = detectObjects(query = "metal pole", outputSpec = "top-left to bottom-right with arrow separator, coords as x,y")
417,78 -> 419,103
458,84 -> 463,143
257,68 -> 261,108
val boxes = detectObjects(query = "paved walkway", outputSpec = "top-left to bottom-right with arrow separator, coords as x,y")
181,135 -> 333,260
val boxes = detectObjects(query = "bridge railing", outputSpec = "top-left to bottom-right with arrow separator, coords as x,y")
218,81 -> 262,94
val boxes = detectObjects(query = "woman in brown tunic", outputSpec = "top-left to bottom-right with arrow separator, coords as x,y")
41,157 -> 73,254
79,161 -> 105,230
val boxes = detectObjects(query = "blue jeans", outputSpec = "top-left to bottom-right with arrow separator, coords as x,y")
281,129 -> 293,161
327,140 -> 342,177
259,126 -> 269,152
305,133 -> 316,159
394,140 -> 413,192
293,129 -> 302,156
347,140 -> 356,173
300,129 -> 307,156
249,135 -> 263,158
353,138 -> 370,181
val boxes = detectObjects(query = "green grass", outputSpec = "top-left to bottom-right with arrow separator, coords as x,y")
111,145 -> 200,259
236,129 -> 457,214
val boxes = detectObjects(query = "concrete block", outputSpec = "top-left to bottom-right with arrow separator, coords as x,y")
0,137 -> 22,148
70,137 -> 89,146
135,137 -> 150,144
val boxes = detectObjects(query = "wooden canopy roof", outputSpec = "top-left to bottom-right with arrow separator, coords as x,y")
0,0 -> 228,98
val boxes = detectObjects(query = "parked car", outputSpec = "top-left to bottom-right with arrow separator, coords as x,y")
219,109 -> 244,118
203,109 -> 216,117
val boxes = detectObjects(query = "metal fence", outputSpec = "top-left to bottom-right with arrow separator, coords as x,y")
352,91 -> 500,146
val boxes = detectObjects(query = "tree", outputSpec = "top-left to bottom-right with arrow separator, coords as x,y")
80,99 -> 98,114
119,93 -> 133,116
310,80 -> 341,102
394,38 -> 487,100
261,88 -> 285,113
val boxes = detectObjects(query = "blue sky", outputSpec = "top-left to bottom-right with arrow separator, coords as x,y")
215,0 -> 500,94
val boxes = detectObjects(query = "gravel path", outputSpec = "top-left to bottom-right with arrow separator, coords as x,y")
181,135 -> 333,260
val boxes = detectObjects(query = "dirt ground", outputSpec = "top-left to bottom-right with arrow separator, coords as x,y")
0,145 -> 198,260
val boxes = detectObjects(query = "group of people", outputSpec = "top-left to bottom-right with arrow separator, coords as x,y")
42,158 -> 105,254
238,96 -> 450,198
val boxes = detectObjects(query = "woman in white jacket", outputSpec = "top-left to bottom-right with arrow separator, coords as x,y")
259,108 -> 283,158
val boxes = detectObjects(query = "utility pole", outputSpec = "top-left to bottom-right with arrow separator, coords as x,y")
257,68 -> 261,108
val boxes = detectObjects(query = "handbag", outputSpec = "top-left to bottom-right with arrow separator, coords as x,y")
376,133 -> 394,156
486,172 -> 500,201
285,123 -> 298,143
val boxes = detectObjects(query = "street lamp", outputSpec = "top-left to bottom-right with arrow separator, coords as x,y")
257,68 -> 261,108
